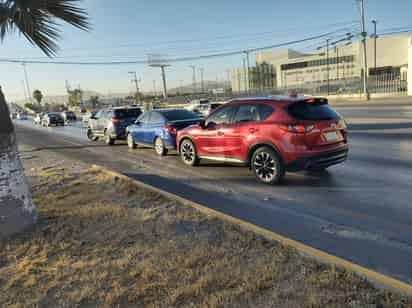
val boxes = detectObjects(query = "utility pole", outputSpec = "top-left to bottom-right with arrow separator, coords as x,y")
21,80 -> 28,103
128,71 -> 141,104
152,80 -> 157,97
336,46 -> 339,80
243,50 -> 250,92
359,0 -> 370,99
189,65 -> 196,94
160,65 -> 168,100
372,19 -> 377,73
242,57 -> 247,93
65,80 -> 71,92
21,63 -> 32,103
326,38 -> 330,96
199,67 -> 204,93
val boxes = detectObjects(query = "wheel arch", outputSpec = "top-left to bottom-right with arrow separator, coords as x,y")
126,130 -> 134,139
152,134 -> 163,146
178,135 -> 197,154
247,142 -> 284,167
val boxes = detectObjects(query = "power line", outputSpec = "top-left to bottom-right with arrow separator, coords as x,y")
10,22 -> 358,61
379,29 -> 412,36
12,20 -> 359,58
0,28 -> 355,66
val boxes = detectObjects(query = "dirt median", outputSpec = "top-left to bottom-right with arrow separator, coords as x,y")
0,144 -> 411,307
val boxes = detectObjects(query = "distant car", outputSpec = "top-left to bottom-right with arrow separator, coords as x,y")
10,112 -> 17,120
177,96 -> 348,185
34,113 -> 44,125
16,112 -> 28,120
82,113 -> 92,126
61,111 -> 77,122
185,99 -> 210,112
42,112 -> 65,127
126,109 -> 202,156
87,107 -> 142,145
196,102 -> 224,117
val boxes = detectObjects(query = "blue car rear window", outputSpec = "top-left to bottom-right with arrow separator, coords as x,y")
161,110 -> 200,121
114,108 -> 142,118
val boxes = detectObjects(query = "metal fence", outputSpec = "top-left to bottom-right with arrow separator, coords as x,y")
160,73 -> 408,105
231,73 -> 408,98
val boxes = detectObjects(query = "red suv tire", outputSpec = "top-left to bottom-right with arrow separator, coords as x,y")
251,146 -> 285,184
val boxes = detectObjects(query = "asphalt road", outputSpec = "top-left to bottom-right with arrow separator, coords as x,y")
14,104 -> 412,284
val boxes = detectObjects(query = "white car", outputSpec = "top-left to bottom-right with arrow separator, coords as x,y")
197,102 -> 224,117
34,113 -> 43,125
185,99 -> 210,112
82,113 -> 92,126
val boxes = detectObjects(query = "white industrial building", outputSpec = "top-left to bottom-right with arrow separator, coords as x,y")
232,34 -> 412,94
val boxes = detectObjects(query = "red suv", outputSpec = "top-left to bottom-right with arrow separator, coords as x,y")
176,96 -> 348,184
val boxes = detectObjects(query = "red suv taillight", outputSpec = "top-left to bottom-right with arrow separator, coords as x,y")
279,123 -> 314,134
111,118 -> 123,124
164,124 -> 177,135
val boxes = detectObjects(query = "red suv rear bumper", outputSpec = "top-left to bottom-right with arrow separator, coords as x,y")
285,146 -> 349,171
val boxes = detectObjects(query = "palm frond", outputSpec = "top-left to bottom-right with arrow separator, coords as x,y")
0,0 -> 90,57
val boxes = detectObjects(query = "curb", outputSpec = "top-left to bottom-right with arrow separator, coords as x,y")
92,164 -> 412,297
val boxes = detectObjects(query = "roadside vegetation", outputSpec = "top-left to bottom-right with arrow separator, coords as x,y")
0,147 -> 410,307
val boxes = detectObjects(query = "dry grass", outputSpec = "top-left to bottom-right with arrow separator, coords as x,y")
0,157 -> 411,307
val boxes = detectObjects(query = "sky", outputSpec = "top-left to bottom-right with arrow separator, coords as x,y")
1,0 -> 412,101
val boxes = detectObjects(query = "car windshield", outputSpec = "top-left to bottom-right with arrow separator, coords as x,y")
160,110 -> 201,121
114,108 -> 142,118
287,102 -> 341,121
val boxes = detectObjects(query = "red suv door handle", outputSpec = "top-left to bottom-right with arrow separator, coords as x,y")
217,131 -> 224,136
249,128 -> 259,134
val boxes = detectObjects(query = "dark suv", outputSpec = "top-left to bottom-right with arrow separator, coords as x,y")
177,96 -> 348,184
87,107 -> 142,145
61,111 -> 77,122
41,112 -> 65,127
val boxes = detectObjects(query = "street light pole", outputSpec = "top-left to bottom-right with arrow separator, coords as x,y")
21,80 -> 28,103
242,57 -> 247,93
244,50 -> 250,92
359,0 -> 370,99
326,38 -> 330,95
189,65 -> 196,94
336,46 -> 339,80
152,80 -> 157,97
226,70 -> 231,90
199,67 -> 204,93
160,65 -> 168,100
372,20 -> 377,73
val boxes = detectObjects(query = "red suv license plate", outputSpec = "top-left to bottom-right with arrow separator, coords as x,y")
325,131 -> 339,142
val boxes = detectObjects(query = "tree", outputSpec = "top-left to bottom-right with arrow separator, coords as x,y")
87,95 -> 99,109
32,89 -> 43,105
0,0 -> 89,238
67,88 -> 83,107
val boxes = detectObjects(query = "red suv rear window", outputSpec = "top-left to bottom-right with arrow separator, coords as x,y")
287,101 -> 341,121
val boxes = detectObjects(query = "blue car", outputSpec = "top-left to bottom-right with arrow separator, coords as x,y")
126,109 -> 202,156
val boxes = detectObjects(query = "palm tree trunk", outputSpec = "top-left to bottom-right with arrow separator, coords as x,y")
0,86 -> 37,239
